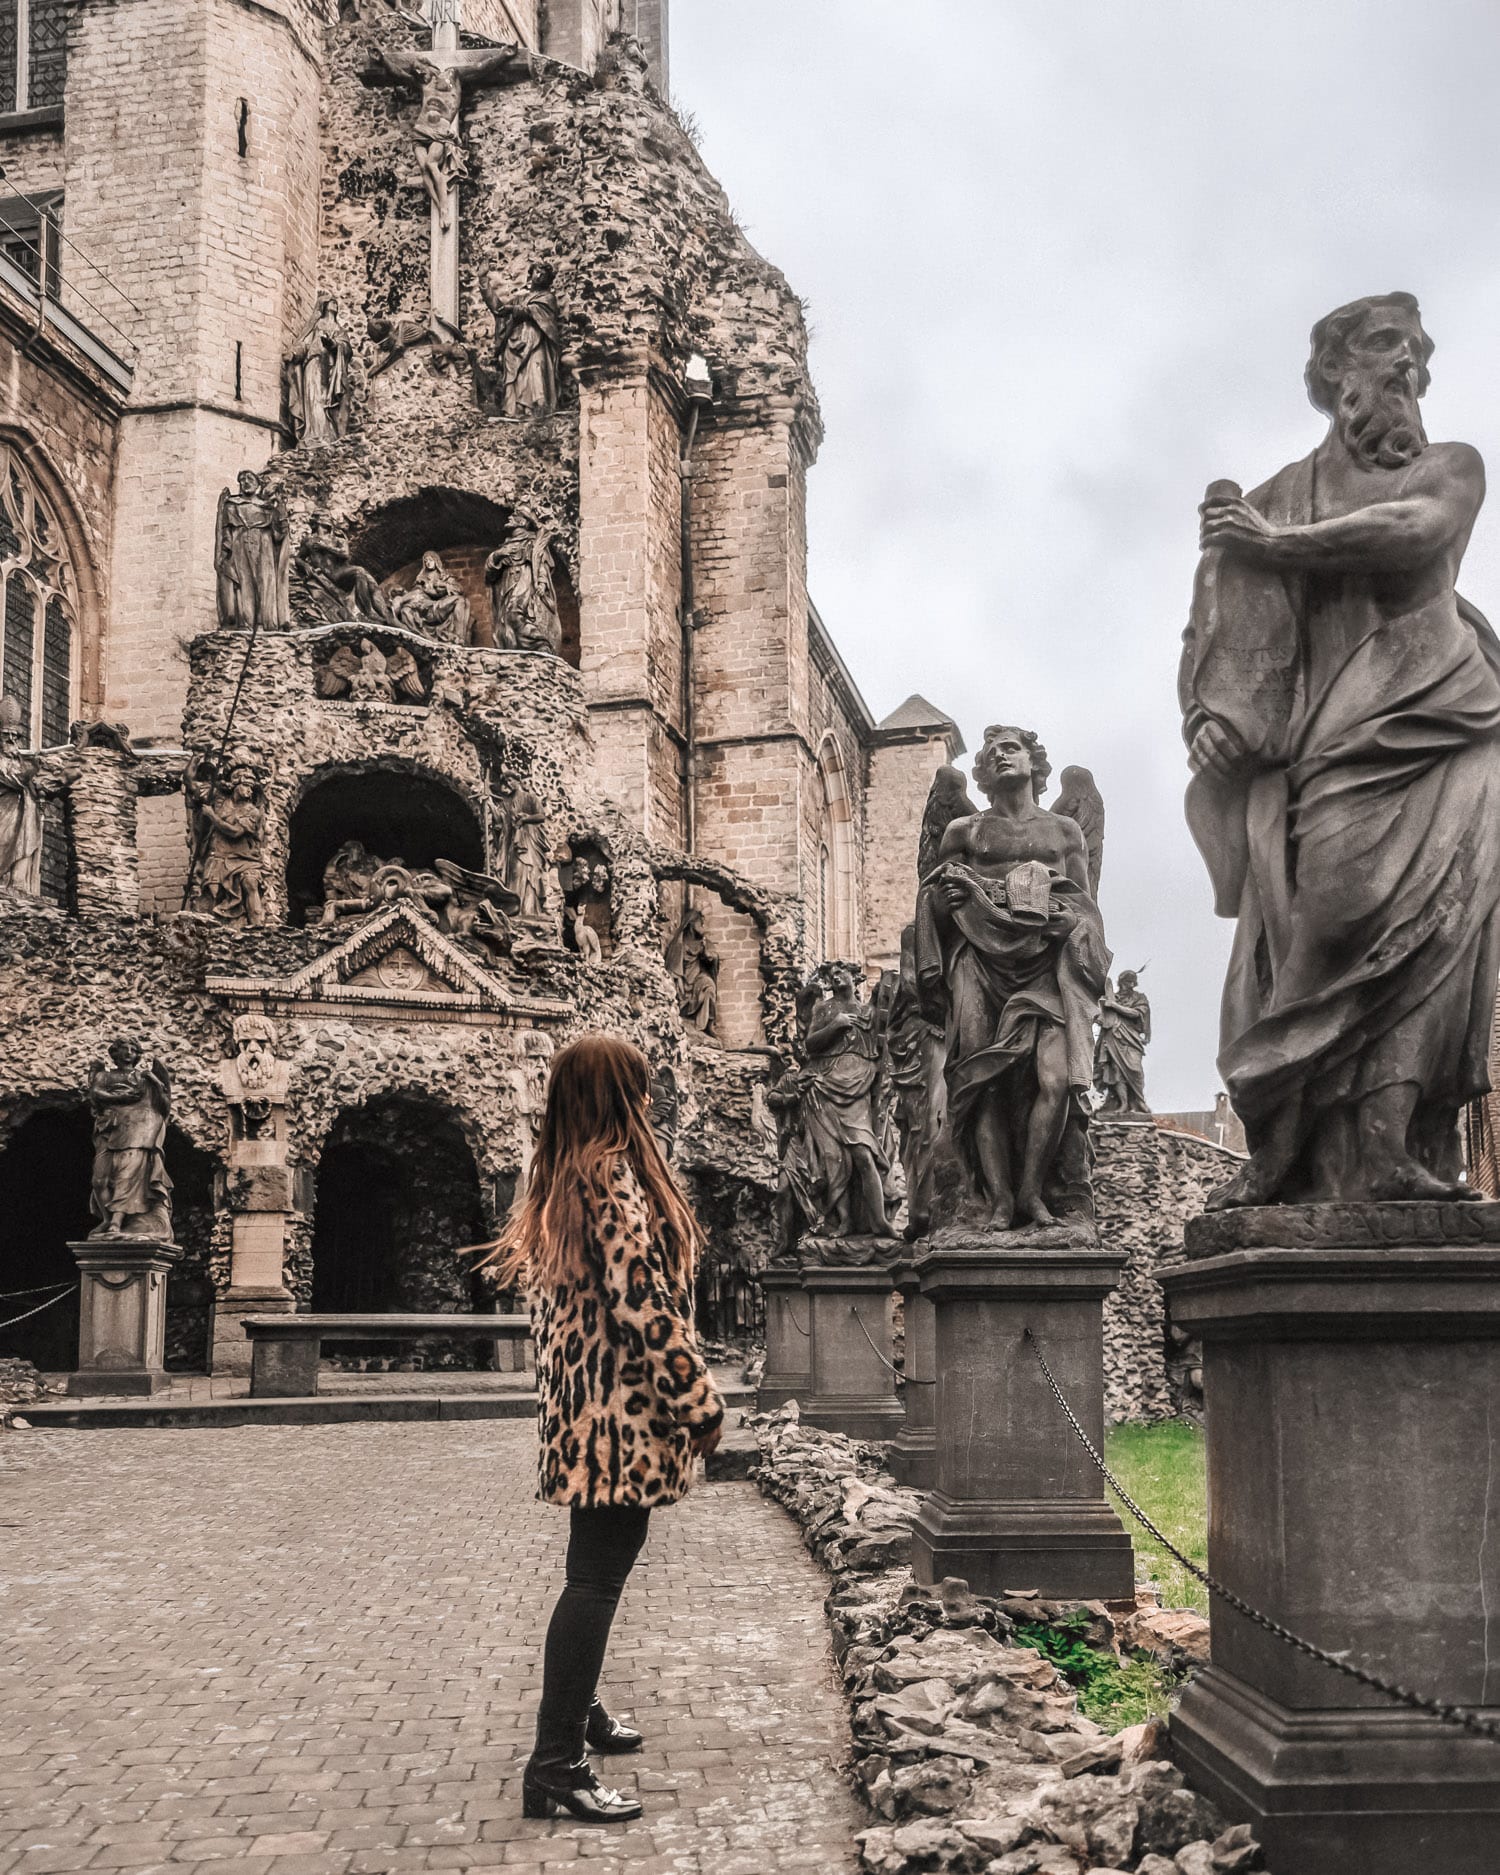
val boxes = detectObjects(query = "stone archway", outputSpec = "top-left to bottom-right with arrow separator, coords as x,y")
308,1093 -> 491,1368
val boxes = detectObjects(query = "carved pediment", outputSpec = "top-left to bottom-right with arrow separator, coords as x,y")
205,903 -> 570,1024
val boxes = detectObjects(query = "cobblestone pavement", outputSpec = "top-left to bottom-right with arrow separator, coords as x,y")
0,1423 -> 862,1875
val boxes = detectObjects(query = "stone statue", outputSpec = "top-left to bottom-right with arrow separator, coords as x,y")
916,723 -> 1109,1233
485,509 -> 563,655
885,922 -> 949,1240
512,1031 -> 554,1181
493,775 -> 548,921
765,1055 -> 816,1262
570,903 -> 602,965
186,750 -> 268,927
220,1013 -> 289,1141
291,516 -> 394,626
666,907 -> 719,1037
0,693 -> 44,895
433,856 -> 517,959
317,840 -> 381,922
284,296 -> 354,446
917,764 -> 977,883
215,471 -> 290,632
315,637 -> 425,703
795,965 -> 897,1241
87,1039 -> 173,1240
479,263 -> 562,417
391,551 -> 472,644
1051,765 -> 1106,896
1095,969 -> 1151,1116
1182,292 -> 1500,1208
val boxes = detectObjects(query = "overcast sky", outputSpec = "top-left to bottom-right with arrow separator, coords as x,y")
671,0 -> 1500,1112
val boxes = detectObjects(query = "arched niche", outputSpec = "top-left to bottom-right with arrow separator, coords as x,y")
285,761 -> 486,926
814,732 -> 858,963
348,487 -> 581,668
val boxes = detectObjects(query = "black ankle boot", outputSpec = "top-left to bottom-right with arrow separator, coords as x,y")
521,1757 -> 643,1824
585,1697 -> 644,1754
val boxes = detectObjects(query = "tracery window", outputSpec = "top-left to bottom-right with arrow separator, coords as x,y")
0,448 -> 77,752
0,0 -> 66,115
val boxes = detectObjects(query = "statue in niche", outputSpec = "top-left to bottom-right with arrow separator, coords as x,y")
317,840 -> 381,922
292,516 -> 394,626
478,263 -> 562,417
1182,292 -> 1500,1208
666,907 -> 719,1037
485,509 -> 563,655
916,723 -> 1108,1234
0,693 -> 44,896
1094,970 -> 1152,1117
315,637 -> 426,704
359,40 -> 531,235
87,1039 -> 173,1240
433,856 -> 517,960
185,749 -> 269,927
794,965 -> 898,1243
391,551 -> 472,644
284,296 -> 354,447
493,775 -> 548,921
885,922 -> 949,1241
215,471 -> 290,632
557,838 -> 612,962
1051,765 -> 1106,897
570,904 -> 602,965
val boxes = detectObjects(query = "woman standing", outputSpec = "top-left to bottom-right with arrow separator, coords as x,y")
482,1035 -> 724,1824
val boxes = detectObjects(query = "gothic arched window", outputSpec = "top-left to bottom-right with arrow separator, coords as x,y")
0,0 -> 66,115
0,447 -> 77,749
814,733 -> 857,963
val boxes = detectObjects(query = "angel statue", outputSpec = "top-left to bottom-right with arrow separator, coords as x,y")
916,723 -> 1110,1235
87,1040 -> 174,1240
1050,765 -> 1106,896
433,856 -> 518,961
315,636 -> 425,703
215,472 -> 290,632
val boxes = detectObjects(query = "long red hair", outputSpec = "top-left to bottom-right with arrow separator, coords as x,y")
477,1034 -> 702,1292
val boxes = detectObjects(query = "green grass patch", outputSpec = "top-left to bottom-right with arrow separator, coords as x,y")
1013,1610 -> 1184,1730
1104,1418 -> 1209,1616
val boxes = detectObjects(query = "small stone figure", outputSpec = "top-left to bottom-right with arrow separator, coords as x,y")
485,509 -> 563,655
1051,765 -> 1106,897
797,965 -> 897,1241
318,839 -> 381,922
512,1031 -> 554,1181
391,551 -> 472,644
186,750 -> 268,927
87,1039 -> 173,1240
885,922 -> 948,1240
215,471 -> 290,632
292,516 -> 394,626
479,263 -> 562,417
433,856 -> 517,959
916,723 -> 1108,1234
0,693 -> 44,895
666,907 -> 719,1037
1183,293 -> 1500,1207
284,296 -> 354,446
1095,969 -> 1151,1116
315,637 -> 425,703
494,775 -> 548,921
570,903 -> 602,965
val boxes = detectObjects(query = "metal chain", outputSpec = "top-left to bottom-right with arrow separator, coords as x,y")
0,1279 -> 75,1301
850,1306 -> 936,1384
0,1284 -> 78,1332
1022,1326 -> 1500,1748
785,1301 -> 811,1338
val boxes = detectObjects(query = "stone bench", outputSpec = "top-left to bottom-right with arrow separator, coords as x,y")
242,1313 -> 531,1398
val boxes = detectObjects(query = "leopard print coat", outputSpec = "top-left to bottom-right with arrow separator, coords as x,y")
530,1157 -> 724,1508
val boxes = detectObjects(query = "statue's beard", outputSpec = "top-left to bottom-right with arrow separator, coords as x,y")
1335,369 -> 1427,468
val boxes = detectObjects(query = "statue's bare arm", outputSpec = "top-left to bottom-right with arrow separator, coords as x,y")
359,46 -> 427,88
1201,444 -> 1484,573
1058,818 -> 1089,895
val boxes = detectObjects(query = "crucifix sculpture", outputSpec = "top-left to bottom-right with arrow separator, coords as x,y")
360,1 -> 534,332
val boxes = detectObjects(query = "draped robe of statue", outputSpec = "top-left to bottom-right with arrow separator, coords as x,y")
284,303 -> 352,446
915,860 -> 1108,1220
1181,452 -> 1500,1186
799,992 -> 889,1233
89,1057 -> 173,1238
498,286 -> 561,418
1095,981 -> 1151,1114
0,740 -> 44,894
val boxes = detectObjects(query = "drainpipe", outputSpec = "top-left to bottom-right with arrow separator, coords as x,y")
679,352 -> 713,856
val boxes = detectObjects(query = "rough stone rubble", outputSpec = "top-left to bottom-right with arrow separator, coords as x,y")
751,1407 -> 1259,1875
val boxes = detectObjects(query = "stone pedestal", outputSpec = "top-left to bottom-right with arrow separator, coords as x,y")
758,1266 -> 812,1412
67,1238 -> 182,1396
887,1259 -> 937,1489
912,1237 -> 1134,1600
798,1259 -> 904,1442
1163,1204 -> 1500,1875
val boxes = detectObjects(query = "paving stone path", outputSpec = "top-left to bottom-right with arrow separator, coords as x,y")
0,1423 -> 862,1875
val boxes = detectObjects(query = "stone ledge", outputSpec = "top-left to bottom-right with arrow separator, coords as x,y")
1184,1200 -> 1500,1259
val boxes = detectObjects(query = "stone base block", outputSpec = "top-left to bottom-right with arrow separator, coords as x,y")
66,1366 -> 174,1398
1172,1664 -> 1500,1875
212,1286 -> 294,1378
67,1237 -> 180,1398
799,1263 -> 902,1443
796,1392 -> 906,1442
758,1269 -> 812,1415
885,1426 -> 936,1491
912,1491 -> 1135,1601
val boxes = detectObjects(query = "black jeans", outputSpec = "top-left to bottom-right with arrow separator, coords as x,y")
530,1504 -> 651,1774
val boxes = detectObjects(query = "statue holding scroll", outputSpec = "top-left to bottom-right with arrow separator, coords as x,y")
1182,293 -> 1500,1207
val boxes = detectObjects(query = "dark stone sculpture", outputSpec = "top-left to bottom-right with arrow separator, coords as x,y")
665,907 -> 719,1037
0,693 -> 44,895
291,516 -> 394,626
478,263 -> 562,417
1051,765 -> 1105,896
391,551 -> 471,644
1094,970 -> 1151,1116
485,509 -> 563,655
433,856 -> 517,960
916,724 -> 1108,1234
1181,292 -> 1500,1209
885,922 -> 949,1239
186,750 -> 268,927
492,775 -> 548,923
284,296 -> 354,446
792,964 -> 897,1243
765,1055 -> 814,1262
87,1039 -> 173,1240
215,472 -> 290,632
